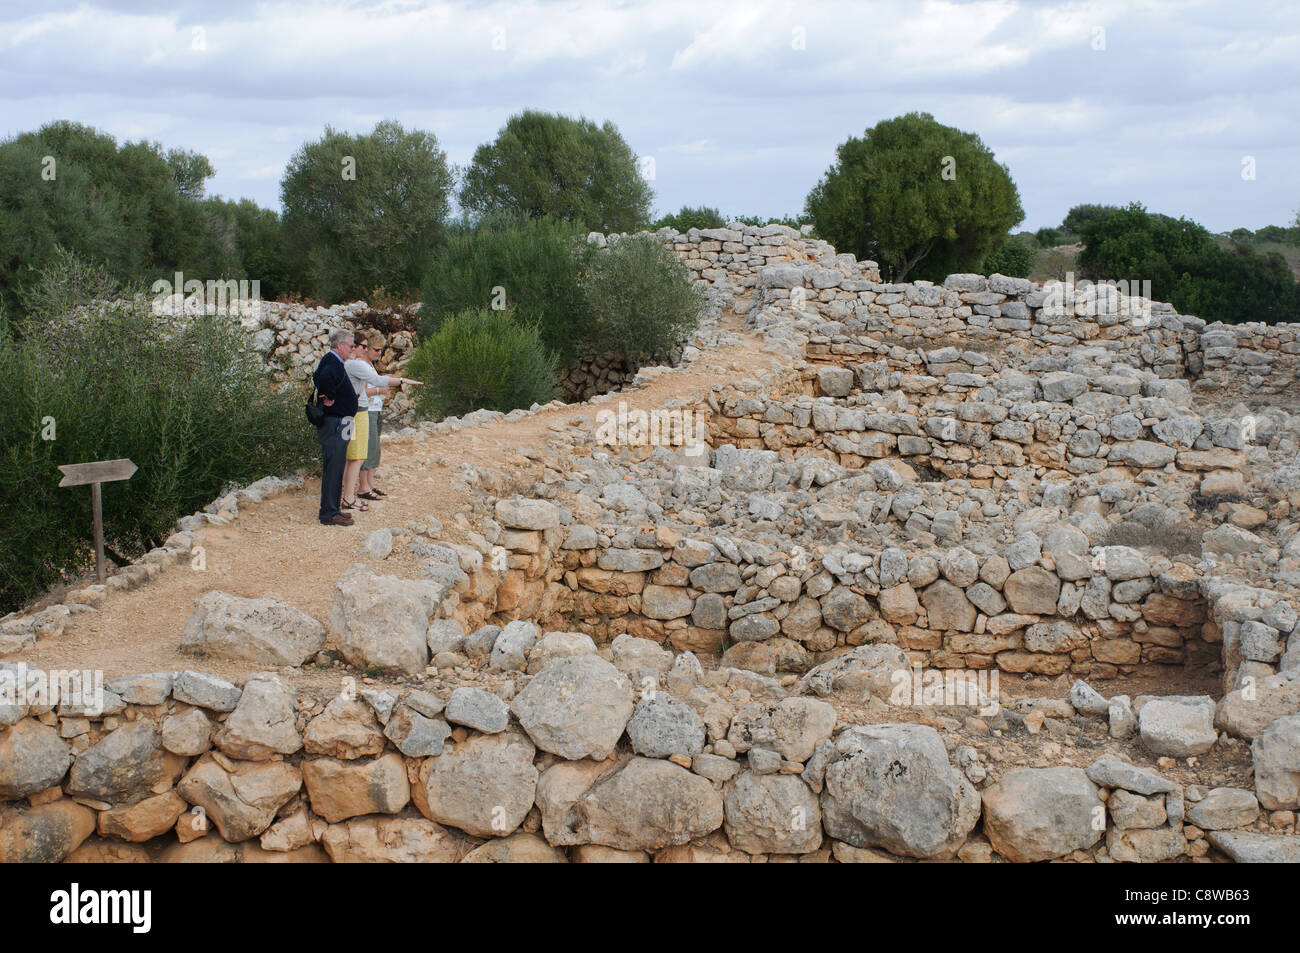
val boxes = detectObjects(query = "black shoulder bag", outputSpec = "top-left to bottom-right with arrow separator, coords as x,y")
305,382 -> 327,427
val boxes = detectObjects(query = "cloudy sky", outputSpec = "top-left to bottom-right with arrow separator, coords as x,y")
2,0 -> 1296,231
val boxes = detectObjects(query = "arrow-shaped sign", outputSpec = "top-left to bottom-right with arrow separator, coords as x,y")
58,459 -> 137,488
56,458 -> 137,584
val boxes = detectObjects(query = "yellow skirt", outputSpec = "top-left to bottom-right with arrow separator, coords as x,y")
345,411 -> 369,461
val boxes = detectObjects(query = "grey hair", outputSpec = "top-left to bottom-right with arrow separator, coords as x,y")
330,329 -> 355,348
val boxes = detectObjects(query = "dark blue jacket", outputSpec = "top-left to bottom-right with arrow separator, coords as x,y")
312,350 -> 358,418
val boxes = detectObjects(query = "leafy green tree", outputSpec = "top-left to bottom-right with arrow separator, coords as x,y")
733,213 -> 811,229
459,111 -> 653,232
281,119 -> 453,301
652,205 -> 725,231
166,149 -> 215,200
1079,203 -> 1299,324
0,121 -> 206,317
804,112 -> 1022,282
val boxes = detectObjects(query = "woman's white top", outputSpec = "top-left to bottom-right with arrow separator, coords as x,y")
344,358 -> 390,412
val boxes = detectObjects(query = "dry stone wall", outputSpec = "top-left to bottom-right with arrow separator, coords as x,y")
4,223 -> 1300,863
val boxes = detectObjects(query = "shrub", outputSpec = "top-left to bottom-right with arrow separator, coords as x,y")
652,206 -> 725,232
733,214 -> 812,230
406,308 -> 558,419
804,112 -> 1023,282
1035,227 -> 1067,247
419,216 -> 593,365
579,234 -> 707,362
0,287 -> 314,613
983,235 -> 1035,278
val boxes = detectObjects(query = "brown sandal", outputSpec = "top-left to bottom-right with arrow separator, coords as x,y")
341,497 -> 368,511
358,490 -> 381,501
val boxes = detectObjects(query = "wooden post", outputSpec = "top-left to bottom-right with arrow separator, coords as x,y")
91,481 -> 105,583
58,458 -> 136,586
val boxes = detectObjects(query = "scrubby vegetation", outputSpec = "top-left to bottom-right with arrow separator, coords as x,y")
406,308 -> 559,419
580,234 -> 707,363
0,257 -> 314,614
983,235 -> 1035,278
418,216 -> 594,365
418,218 -> 705,394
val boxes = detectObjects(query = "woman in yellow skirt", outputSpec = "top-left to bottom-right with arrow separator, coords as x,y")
340,401 -> 370,511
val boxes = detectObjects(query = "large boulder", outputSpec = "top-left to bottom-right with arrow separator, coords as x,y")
302,696 -> 386,759
329,563 -> 452,674
1215,676 -> 1300,740
815,724 -> 979,859
213,675 -> 303,761
302,752 -> 410,823
511,655 -> 634,760
921,580 -> 976,631
97,791 -> 189,842
1138,696 -> 1217,757
0,719 -> 72,798
575,756 -> 724,851
1252,713 -> 1300,810
626,693 -> 706,758
981,766 -> 1103,862
535,758 -> 624,847
419,731 -> 538,837
461,831 -> 567,863
796,644 -> 908,699
320,816 -> 468,863
1002,567 -> 1061,616
726,697 -> 836,763
65,721 -> 170,805
177,755 -> 301,842
723,771 -> 822,855
445,687 -> 511,734
182,591 -> 325,667
0,800 -> 95,862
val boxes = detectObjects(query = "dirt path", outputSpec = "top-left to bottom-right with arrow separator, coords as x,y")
21,312 -> 785,698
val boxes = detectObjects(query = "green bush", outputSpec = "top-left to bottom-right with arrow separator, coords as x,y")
0,277 -> 314,613
651,206 -> 725,231
733,214 -> 811,230
407,308 -> 559,419
1035,227 -> 1067,247
580,235 -> 707,362
419,216 -> 593,365
983,236 -> 1035,278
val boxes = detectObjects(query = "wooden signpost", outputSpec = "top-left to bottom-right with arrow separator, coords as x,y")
57,459 -> 137,584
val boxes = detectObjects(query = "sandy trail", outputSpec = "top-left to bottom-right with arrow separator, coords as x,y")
20,313 -> 783,698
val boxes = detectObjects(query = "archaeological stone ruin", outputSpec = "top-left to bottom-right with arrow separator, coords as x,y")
3,223 -> 1299,863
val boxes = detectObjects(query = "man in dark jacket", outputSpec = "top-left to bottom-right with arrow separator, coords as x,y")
313,329 -> 359,525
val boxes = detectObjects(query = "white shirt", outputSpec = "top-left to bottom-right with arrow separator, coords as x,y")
344,358 -> 390,412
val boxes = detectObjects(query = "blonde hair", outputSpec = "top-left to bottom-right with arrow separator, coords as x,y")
364,330 -> 386,351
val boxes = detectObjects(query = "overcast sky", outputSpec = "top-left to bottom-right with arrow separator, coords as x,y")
2,0 -> 1296,231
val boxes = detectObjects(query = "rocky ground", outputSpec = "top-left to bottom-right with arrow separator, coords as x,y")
2,224 -> 1298,863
